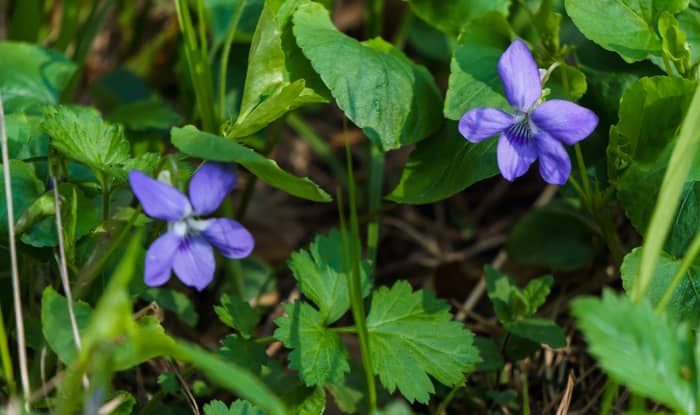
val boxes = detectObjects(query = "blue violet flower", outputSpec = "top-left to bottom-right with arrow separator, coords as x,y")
129,162 -> 254,291
458,39 -> 598,185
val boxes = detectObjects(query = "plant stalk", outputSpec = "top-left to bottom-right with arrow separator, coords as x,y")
218,0 -> 247,117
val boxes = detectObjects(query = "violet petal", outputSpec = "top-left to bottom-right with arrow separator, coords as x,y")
129,170 -> 191,221
531,100 -> 599,145
536,131 -> 571,185
497,40 -> 542,112
144,231 -> 181,287
497,134 -> 537,182
189,162 -> 238,216
201,218 -> 255,259
172,237 -> 216,291
459,108 -> 514,143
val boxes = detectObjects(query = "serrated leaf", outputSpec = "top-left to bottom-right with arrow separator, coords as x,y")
214,294 -> 260,338
0,42 -> 76,114
292,387 -> 325,415
621,247 -> 700,326
522,275 -> 554,316
219,335 -> 268,373
171,125 -> 331,202
572,291 -> 696,414
386,121 -> 498,204
289,229 -> 371,324
292,2 -> 442,151
203,400 -> 265,415
485,266 -> 554,323
504,318 -> 566,348
564,0 -> 690,62
407,0 -> 510,35
366,281 -> 480,403
141,288 -> 199,327
42,106 -> 130,187
5,113 -> 48,159
274,302 -> 350,387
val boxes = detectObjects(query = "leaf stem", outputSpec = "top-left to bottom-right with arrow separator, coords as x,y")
0,95 -> 30,401
0,304 -> 15,395
365,0 -> 384,38
434,382 -> 463,415
218,0 -> 247,117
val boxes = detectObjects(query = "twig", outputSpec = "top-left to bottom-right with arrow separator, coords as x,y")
50,176 -> 88,388
555,371 -> 575,415
0,95 -> 31,400
456,184 -> 559,321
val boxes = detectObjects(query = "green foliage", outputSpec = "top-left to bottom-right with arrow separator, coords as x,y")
140,288 -> 199,327
485,266 -> 565,348
219,335 -> 268,373
366,281 -> 480,404
292,2 -> 442,151
41,286 -> 92,364
0,160 -> 43,236
228,0 -> 328,138
659,12 -> 692,76
609,76 -> 699,257
107,97 -> 183,131
41,106 -> 131,187
214,294 -> 260,338
386,121 -> 498,204
443,13 -> 511,120
506,202 -> 602,270
203,0 -> 264,45
171,125 -> 331,202
4,113 -> 47,159
274,301 -> 351,387
288,229 -> 371,324
0,42 -> 76,114
621,248 -> 700,325
203,400 -> 265,415
565,0 -> 690,62
407,0 -> 511,35
572,291 -> 696,415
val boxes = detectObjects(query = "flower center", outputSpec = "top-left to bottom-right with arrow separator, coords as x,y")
506,113 -> 536,146
171,216 -> 211,238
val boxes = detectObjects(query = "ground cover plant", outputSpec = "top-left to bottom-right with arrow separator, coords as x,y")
0,0 -> 699,413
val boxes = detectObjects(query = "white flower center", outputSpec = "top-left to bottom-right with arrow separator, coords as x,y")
171,216 -> 211,238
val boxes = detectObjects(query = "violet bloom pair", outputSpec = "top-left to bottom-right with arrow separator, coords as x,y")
129,162 -> 254,291
459,40 -> 598,185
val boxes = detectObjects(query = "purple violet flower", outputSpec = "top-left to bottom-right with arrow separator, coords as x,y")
458,39 -> 599,185
129,162 -> 254,291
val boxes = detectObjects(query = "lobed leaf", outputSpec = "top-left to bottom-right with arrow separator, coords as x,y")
214,294 -> 260,338
366,281 -> 480,403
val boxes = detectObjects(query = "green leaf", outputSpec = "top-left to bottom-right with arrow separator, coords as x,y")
41,287 -> 92,364
42,106 -> 130,186
203,0 -> 263,45
621,247 -> 700,325
533,0 -> 562,54
407,0 -> 511,35
204,400 -> 265,415
292,2 -> 442,151
0,42 -> 76,114
485,266 -> 554,323
473,336 -> 504,372
219,334 -> 268,373
659,11 -> 692,76
140,288 -> 199,327
572,291 -> 696,414
291,387 -> 325,415
214,294 -> 260,338
504,318 -> 566,348
171,125 -> 331,202
0,160 -> 43,237
506,202 -> 602,270
677,6 -> 700,64
610,76 -> 699,256
564,0 -> 690,62
522,275 -> 554,316
443,13 -> 511,120
288,229 -> 371,324
366,281 -> 480,403
108,391 -> 136,415
107,97 -> 183,131
386,121 -> 498,204
5,113 -> 48,159
273,302 -> 350,387
229,0 -> 328,138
